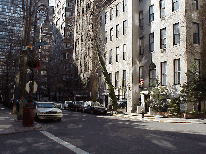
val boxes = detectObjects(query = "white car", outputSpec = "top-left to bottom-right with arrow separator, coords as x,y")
64,101 -> 72,110
34,102 -> 63,121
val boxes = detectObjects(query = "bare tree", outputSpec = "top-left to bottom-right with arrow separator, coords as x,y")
75,0 -> 118,110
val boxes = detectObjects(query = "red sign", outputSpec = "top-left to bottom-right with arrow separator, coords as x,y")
139,79 -> 144,85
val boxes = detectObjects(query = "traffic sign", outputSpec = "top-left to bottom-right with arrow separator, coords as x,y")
26,81 -> 37,93
22,45 -> 33,50
139,79 -> 144,85
35,41 -> 46,46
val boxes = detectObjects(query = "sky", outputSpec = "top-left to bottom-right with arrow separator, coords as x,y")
49,0 -> 55,6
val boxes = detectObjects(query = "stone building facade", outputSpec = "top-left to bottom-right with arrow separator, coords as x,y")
101,0 -> 143,112
73,0 -> 205,112
52,0 -> 76,102
139,0 -> 204,111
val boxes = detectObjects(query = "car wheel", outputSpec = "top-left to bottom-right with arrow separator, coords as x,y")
57,118 -> 61,122
64,107 -> 66,110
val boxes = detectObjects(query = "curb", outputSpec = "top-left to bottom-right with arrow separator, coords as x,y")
111,114 -> 206,124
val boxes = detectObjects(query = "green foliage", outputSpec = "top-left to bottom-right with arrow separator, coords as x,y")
180,62 -> 206,105
168,97 -> 180,114
145,78 -> 169,112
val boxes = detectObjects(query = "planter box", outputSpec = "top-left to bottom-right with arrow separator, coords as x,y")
117,109 -> 126,114
183,113 -> 206,119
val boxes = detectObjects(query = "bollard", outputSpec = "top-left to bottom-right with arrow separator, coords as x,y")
141,109 -> 144,118
110,105 -> 113,116
142,112 -> 144,118
22,103 -> 34,127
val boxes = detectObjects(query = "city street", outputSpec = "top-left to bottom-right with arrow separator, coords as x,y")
1,110 -> 206,154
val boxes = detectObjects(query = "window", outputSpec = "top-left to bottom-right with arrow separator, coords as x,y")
173,23 -> 180,45
160,0 -> 165,18
115,71 -> 119,88
160,28 -> 166,49
105,31 -> 107,43
149,32 -> 154,52
139,66 -> 144,80
193,22 -> 200,44
116,3 -> 120,16
139,11 -> 143,27
174,59 -> 180,85
109,73 -> 112,82
172,0 -> 179,11
139,37 -> 144,54
149,5 -> 154,23
122,70 -> 126,87
149,69 -> 156,86
105,12 -> 107,24
123,20 -> 127,35
110,28 -> 113,41
123,0 -> 127,12
193,0 -> 198,10
116,24 -> 119,38
123,44 -> 126,60
116,47 -> 119,62
82,7 -> 84,14
64,43 -> 70,49
110,8 -> 113,20
109,49 -> 112,64
67,2 -> 71,8
161,62 -> 167,86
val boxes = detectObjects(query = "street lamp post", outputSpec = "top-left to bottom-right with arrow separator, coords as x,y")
27,4 -> 48,103
18,1 -> 48,119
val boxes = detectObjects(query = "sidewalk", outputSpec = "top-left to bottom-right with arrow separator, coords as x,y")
0,103 -> 43,135
108,111 -> 206,124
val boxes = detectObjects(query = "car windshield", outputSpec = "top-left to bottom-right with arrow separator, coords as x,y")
92,102 -> 100,106
37,103 -> 55,108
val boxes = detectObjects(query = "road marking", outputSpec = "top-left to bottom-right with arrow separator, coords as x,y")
0,125 -> 12,128
0,117 -> 9,118
151,139 -> 177,150
199,142 -> 206,146
40,131 -> 89,154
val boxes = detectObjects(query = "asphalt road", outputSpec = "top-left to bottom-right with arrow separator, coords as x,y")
1,110 -> 206,154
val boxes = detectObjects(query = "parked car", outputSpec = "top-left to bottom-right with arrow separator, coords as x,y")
64,101 -> 72,110
82,101 -> 92,113
74,101 -> 84,112
67,101 -> 84,111
34,102 -> 63,121
90,102 -> 107,114
67,101 -> 77,111
53,102 -> 62,109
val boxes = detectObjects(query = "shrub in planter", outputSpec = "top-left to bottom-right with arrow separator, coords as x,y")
169,97 -> 180,114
